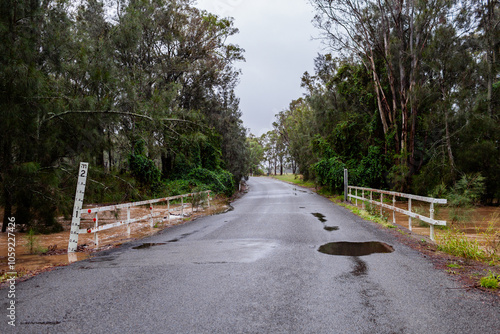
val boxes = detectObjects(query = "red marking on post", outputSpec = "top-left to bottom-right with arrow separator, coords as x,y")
150,207 -> 152,210
93,218 -> 96,222
88,209 -> 91,213
87,229 -> 91,233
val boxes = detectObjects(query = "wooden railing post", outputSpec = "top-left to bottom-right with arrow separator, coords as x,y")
343,169 -> 348,202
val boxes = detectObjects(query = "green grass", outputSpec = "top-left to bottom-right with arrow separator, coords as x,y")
480,271 -> 499,289
436,229 -> 486,261
338,202 -> 395,229
271,174 -> 316,188
24,229 -> 48,255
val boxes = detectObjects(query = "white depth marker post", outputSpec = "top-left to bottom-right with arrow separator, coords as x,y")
68,162 -> 89,253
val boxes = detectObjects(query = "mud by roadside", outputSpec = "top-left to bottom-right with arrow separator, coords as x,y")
0,196 -> 233,287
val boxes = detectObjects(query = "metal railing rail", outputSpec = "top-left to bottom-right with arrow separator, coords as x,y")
347,186 -> 447,241
78,190 -> 211,247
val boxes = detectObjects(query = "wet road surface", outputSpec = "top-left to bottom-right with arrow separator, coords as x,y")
2,177 -> 500,333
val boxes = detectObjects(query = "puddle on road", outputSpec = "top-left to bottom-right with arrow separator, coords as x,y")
88,256 -> 116,262
132,243 -> 166,249
318,241 -> 394,256
312,213 -> 327,223
312,213 -> 339,232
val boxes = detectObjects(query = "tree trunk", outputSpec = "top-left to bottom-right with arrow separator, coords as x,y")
445,109 -> 455,179
161,152 -> 173,179
486,0 -> 496,116
107,129 -> 113,171
2,190 -> 12,233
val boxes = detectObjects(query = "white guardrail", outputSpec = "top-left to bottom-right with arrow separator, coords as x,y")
348,186 -> 447,241
74,191 -> 211,248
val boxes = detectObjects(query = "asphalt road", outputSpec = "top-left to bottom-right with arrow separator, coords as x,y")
2,177 -> 500,333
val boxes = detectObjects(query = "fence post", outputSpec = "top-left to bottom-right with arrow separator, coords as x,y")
408,199 -> 412,231
343,169 -> 348,202
362,190 -> 365,209
150,205 -> 154,227
207,191 -> 210,208
94,213 -> 99,247
167,199 -> 170,223
393,194 -> 396,224
181,197 -> 184,216
430,202 -> 435,241
380,193 -> 383,216
127,206 -> 131,236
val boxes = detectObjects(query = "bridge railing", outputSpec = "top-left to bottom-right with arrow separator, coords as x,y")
75,190 -> 211,248
348,186 -> 447,241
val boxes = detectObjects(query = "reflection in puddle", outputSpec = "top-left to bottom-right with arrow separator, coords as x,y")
318,241 -> 394,256
132,243 -> 166,249
351,257 -> 367,276
312,212 -> 327,223
324,226 -> 339,231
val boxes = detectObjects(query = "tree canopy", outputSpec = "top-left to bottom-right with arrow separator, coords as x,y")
0,0 -> 250,232
272,0 -> 499,203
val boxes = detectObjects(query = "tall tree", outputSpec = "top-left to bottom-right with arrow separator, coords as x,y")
310,0 -> 458,189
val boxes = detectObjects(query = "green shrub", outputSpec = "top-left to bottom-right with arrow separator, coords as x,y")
480,271 -> 499,289
128,140 -> 161,188
312,156 -> 347,192
163,179 -> 193,196
24,229 -> 47,254
356,146 -> 385,188
447,173 -> 486,207
187,167 -> 235,196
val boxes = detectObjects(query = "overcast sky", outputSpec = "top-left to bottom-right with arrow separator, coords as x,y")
195,0 -> 323,136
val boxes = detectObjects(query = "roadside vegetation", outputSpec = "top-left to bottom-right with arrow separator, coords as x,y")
250,0 -> 498,204
1,0 -> 252,234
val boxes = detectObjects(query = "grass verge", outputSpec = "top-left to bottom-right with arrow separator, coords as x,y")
270,174 -> 316,188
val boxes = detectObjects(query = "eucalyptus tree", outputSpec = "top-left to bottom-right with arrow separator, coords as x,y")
309,0 -> 461,188
246,134 -> 265,175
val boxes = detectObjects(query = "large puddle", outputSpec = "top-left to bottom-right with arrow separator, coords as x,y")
318,241 -> 394,256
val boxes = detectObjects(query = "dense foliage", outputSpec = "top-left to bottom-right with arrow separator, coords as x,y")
0,0 -> 250,232
271,0 -> 499,202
